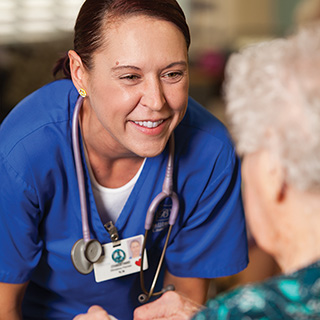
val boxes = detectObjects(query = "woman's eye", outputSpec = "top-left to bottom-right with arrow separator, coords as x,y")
120,74 -> 140,81
163,71 -> 184,81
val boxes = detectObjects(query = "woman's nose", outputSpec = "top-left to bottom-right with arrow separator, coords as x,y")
140,78 -> 166,111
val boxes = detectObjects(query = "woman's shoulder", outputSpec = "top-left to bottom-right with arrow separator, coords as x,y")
0,80 -> 78,189
0,79 -> 77,157
1,79 -> 76,129
176,97 -> 234,160
183,97 -> 226,128
179,97 -> 232,145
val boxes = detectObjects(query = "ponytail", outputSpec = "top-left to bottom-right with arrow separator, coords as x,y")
53,52 -> 71,79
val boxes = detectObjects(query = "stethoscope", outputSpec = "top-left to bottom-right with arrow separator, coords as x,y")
70,95 -> 179,303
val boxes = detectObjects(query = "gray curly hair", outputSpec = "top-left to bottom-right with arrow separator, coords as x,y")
224,24 -> 320,191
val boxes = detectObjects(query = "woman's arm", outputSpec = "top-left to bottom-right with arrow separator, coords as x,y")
163,270 -> 209,304
134,291 -> 203,320
0,282 -> 29,320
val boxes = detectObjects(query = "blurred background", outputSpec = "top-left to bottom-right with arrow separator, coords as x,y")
1,0 -> 319,123
0,0 -> 319,298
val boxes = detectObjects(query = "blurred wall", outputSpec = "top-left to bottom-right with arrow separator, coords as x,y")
0,38 -> 72,122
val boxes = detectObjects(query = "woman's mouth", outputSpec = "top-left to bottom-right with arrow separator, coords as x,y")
133,120 -> 164,128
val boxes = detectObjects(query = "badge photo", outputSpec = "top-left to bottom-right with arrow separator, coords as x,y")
93,235 -> 148,282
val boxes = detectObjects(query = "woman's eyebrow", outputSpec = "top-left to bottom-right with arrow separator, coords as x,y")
111,65 -> 141,72
111,61 -> 188,72
165,61 -> 188,69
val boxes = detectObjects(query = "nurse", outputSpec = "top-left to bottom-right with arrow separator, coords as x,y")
0,0 -> 248,319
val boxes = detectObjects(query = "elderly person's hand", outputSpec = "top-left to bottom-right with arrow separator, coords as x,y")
73,306 -> 117,320
134,291 -> 203,320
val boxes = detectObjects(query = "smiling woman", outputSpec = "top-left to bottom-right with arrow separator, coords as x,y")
0,1 -> 248,319
68,15 -> 189,163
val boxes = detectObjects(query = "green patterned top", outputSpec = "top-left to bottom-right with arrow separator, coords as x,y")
193,260 -> 320,319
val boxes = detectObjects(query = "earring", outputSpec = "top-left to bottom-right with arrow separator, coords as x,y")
79,88 -> 87,97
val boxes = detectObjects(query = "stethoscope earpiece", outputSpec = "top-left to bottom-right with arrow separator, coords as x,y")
71,239 -> 102,275
138,293 -> 148,304
162,284 -> 175,293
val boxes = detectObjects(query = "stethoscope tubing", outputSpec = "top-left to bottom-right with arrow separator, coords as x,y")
72,96 -> 91,243
139,135 -> 179,302
72,95 -> 179,301
144,135 -> 179,229
139,224 -> 173,302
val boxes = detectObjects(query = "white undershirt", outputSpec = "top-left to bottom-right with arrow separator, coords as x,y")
84,147 -> 146,225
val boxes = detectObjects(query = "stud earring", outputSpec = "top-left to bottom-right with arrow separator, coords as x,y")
79,88 -> 87,97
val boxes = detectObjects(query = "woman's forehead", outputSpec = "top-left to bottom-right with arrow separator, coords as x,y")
93,15 -> 188,67
101,14 -> 187,50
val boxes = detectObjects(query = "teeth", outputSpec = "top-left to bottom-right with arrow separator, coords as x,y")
134,120 -> 164,128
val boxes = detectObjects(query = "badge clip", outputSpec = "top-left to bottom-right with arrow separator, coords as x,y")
104,221 -> 120,247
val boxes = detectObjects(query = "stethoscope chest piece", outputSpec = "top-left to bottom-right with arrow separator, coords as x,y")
71,239 -> 103,275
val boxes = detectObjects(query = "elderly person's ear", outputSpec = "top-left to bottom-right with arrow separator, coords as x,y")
266,151 -> 287,202
260,127 -> 287,203
260,149 -> 286,203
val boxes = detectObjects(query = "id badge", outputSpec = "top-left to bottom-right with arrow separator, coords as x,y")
93,234 -> 148,282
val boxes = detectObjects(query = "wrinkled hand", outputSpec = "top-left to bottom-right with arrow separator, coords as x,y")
133,291 -> 203,320
73,305 -> 117,320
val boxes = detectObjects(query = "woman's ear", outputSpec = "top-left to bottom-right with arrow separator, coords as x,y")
68,50 -> 87,92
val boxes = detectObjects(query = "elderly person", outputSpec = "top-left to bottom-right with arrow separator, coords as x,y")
133,24 -> 320,320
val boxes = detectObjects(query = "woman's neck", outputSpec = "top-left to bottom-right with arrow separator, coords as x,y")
80,102 -> 145,188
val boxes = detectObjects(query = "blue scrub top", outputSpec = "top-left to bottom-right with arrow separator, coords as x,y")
0,80 -> 248,320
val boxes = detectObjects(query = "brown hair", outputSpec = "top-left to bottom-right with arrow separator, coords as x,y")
53,0 -> 190,79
